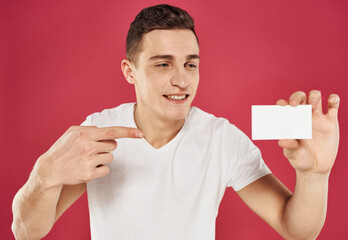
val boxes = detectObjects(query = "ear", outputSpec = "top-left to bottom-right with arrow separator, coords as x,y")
121,59 -> 136,84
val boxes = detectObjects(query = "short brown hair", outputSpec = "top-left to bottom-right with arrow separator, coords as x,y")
126,4 -> 198,65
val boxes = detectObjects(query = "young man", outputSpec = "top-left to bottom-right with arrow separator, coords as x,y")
12,4 -> 340,240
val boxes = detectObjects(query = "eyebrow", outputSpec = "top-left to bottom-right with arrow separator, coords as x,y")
187,54 -> 200,60
148,54 -> 200,62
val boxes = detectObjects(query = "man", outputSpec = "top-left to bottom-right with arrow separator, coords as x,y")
12,4 -> 340,240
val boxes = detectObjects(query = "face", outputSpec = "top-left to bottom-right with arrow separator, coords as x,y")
123,29 -> 200,121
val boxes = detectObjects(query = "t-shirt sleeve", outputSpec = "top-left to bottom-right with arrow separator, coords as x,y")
80,115 -> 91,126
225,124 -> 271,191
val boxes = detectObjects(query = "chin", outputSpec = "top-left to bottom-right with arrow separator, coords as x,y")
165,107 -> 190,121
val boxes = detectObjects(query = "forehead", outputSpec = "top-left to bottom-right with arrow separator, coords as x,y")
139,29 -> 199,61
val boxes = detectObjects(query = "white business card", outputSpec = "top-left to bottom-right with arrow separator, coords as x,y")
252,105 -> 312,140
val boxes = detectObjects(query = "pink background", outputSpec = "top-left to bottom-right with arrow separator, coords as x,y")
1,0 -> 347,239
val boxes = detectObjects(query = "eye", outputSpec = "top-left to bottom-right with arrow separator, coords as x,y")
185,63 -> 197,69
155,63 -> 169,67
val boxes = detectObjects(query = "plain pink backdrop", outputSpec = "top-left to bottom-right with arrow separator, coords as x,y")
1,0 -> 347,239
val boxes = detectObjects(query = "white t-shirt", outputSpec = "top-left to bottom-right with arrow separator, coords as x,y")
81,103 -> 271,240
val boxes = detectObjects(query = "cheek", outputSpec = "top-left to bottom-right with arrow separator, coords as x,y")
145,70 -> 170,88
135,73 -> 151,100
191,73 -> 199,89
139,73 -> 164,99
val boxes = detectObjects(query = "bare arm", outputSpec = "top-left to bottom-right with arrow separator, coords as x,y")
237,90 -> 340,239
11,164 -> 62,239
55,183 -> 86,221
11,163 -> 86,239
237,173 -> 328,240
282,172 -> 329,239
12,126 -> 143,239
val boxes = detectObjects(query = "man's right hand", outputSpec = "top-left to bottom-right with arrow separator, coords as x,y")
36,126 -> 144,189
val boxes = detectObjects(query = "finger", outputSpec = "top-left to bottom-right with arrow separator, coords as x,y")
327,94 -> 340,119
66,125 -> 98,133
90,127 -> 144,141
289,91 -> 307,106
92,165 -> 110,180
94,140 -> 117,153
278,139 -> 299,149
276,99 -> 289,106
308,90 -> 322,115
93,152 -> 114,166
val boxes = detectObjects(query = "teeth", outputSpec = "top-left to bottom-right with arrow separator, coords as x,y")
166,95 -> 187,100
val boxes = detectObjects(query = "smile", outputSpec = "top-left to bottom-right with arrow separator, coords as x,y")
163,94 -> 189,101
163,94 -> 189,100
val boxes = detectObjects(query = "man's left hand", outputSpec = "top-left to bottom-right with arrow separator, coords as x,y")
276,90 -> 340,175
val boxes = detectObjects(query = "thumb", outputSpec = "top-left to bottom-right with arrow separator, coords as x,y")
278,139 -> 299,149
278,139 -> 299,160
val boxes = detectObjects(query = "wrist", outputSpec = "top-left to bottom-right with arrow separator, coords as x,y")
295,170 -> 330,183
32,154 -> 62,191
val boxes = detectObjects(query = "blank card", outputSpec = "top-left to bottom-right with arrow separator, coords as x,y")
252,105 -> 312,140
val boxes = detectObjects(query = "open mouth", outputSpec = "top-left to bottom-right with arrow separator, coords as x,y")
163,94 -> 189,101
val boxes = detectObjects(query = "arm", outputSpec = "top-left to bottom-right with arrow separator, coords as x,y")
12,126 -> 143,239
237,90 -> 340,239
12,165 -> 86,239
238,173 -> 328,240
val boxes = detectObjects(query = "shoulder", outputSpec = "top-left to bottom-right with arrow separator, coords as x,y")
189,106 -> 242,135
189,106 -> 256,149
81,103 -> 134,127
189,106 -> 228,127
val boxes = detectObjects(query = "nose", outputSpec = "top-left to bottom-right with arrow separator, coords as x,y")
170,66 -> 188,89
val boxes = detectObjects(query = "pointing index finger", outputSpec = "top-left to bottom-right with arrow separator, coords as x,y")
91,127 -> 144,141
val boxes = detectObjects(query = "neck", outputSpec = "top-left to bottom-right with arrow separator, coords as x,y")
133,103 -> 185,149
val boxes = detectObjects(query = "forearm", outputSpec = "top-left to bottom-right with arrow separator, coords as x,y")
281,171 -> 329,240
12,158 -> 62,240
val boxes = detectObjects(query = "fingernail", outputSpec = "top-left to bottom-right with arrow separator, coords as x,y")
331,96 -> 339,103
